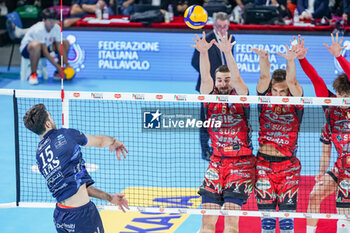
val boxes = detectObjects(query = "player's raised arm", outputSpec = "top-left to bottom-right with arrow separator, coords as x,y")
215,32 -> 248,95
251,48 -> 270,94
191,32 -> 215,94
85,135 -> 128,160
324,32 -> 350,79
293,34 -> 329,97
277,45 -> 303,96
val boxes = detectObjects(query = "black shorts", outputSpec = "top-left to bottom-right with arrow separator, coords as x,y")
21,43 -> 52,59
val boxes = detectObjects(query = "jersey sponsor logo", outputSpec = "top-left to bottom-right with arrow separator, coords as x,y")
334,120 -> 350,131
54,222 -> 76,232
255,179 -> 271,190
205,168 -> 220,180
38,145 -> 61,178
264,110 -> 295,124
210,114 -> 243,126
54,134 -> 67,149
224,146 -> 233,152
340,180 -> 350,191
264,136 -> 290,145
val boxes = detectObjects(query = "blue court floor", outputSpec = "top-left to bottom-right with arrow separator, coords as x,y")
0,70 -> 332,233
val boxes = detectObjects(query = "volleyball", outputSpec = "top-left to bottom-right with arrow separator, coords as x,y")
64,67 -> 76,80
184,5 -> 208,29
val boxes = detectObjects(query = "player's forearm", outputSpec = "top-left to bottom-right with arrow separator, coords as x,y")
87,186 -> 112,202
286,59 -> 302,96
224,51 -> 240,81
259,55 -> 271,80
96,135 -> 116,148
319,143 -> 331,174
298,58 -> 328,97
224,51 -> 248,94
199,51 -> 214,94
199,52 -> 211,81
336,55 -> 350,80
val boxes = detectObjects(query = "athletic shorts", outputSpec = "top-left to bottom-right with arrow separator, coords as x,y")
198,155 -> 256,206
21,43 -> 52,59
333,156 -> 350,208
255,152 -> 301,211
54,201 -> 104,233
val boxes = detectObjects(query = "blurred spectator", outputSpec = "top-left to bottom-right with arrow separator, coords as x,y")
20,8 -> 70,84
297,0 -> 330,20
118,0 -> 135,15
232,0 -> 254,23
161,0 -> 203,16
63,0 -> 109,27
255,0 -> 291,17
343,0 -> 350,22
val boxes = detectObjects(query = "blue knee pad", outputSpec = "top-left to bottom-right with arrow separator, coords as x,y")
262,218 -> 276,230
279,218 -> 294,231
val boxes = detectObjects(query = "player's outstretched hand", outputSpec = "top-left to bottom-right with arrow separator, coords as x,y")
191,31 -> 215,53
110,193 -> 129,212
109,139 -> 128,160
290,34 -> 308,59
250,48 -> 269,57
277,45 -> 297,61
214,32 -> 234,53
324,32 -> 346,57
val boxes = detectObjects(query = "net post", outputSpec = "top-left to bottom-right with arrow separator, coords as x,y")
12,90 -> 20,206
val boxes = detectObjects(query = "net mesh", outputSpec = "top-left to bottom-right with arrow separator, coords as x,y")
15,91 -> 343,217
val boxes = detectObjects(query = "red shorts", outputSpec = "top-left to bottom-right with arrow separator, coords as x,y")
332,156 -> 350,208
198,155 -> 256,206
255,152 -> 301,211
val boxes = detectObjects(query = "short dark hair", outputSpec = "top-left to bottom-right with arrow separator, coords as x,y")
215,65 -> 230,77
41,8 -> 58,20
333,73 -> 350,96
23,104 -> 49,135
271,69 -> 286,84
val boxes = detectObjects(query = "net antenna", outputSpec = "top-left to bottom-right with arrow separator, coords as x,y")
60,0 -> 69,128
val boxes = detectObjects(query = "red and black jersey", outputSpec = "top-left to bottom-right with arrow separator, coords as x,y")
204,88 -> 252,157
321,91 -> 350,159
258,90 -> 304,157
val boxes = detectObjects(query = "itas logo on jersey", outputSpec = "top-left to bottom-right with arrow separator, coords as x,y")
143,109 -> 162,129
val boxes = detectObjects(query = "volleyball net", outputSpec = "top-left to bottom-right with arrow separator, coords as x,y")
2,89 -> 350,220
